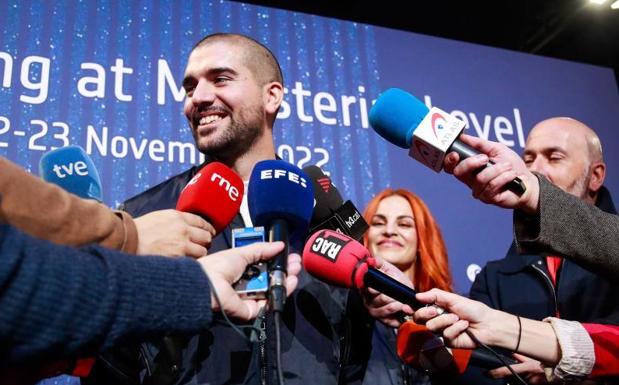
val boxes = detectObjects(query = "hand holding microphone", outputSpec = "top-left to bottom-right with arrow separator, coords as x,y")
413,289 -> 556,381
413,289 -> 502,350
198,242 -> 302,321
369,88 -> 527,196
134,210 -> 215,258
443,134 -> 541,213
361,257 -> 416,328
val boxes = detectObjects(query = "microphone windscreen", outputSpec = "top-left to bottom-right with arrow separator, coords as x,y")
39,145 -> 103,201
248,160 -> 314,245
302,229 -> 374,289
369,88 -> 429,149
303,165 -> 344,225
176,162 -> 243,234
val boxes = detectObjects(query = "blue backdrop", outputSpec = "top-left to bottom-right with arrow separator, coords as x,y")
1,3 -> 618,383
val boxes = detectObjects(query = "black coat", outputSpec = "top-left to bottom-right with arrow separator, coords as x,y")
465,186 -> 619,385
84,162 -> 362,385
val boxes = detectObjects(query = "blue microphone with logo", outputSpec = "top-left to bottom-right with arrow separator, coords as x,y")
369,88 -> 525,196
39,145 -> 103,201
248,160 -> 314,312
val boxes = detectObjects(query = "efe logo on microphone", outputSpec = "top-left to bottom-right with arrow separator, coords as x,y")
260,169 -> 307,188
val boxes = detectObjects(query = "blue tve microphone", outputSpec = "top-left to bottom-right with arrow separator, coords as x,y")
39,145 -> 103,201
369,88 -> 525,196
248,160 -> 314,311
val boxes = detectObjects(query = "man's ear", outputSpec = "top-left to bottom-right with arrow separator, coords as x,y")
264,82 -> 284,116
588,161 -> 606,193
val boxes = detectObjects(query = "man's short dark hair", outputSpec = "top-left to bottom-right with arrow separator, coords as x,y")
193,33 -> 284,86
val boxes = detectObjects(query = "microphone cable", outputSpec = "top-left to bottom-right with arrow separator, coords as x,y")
208,273 -> 286,385
464,329 -> 528,385
207,275 -> 263,340
274,311 -> 285,385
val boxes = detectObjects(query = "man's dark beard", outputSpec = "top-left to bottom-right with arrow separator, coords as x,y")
194,105 -> 264,164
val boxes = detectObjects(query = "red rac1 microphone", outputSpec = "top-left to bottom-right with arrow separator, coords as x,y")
176,162 -> 244,234
302,229 -> 425,309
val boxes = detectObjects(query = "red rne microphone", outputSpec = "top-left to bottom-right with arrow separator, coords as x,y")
176,162 -> 243,233
303,229 -> 424,309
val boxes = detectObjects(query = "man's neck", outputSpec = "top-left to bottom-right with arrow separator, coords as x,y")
229,132 -> 276,180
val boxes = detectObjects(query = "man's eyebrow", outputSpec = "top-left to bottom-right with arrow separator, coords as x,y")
182,67 -> 239,89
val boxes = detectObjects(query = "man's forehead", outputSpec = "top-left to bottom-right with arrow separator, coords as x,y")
525,124 -> 588,155
185,41 -> 246,72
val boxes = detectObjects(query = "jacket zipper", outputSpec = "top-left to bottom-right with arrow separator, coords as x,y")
531,262 -> 559,316
259,314 -> 268,385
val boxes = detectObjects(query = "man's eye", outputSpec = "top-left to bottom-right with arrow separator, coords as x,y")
214,77 -> 229,84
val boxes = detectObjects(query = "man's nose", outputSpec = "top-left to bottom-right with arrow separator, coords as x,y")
527,157 -> 548,177
191,79 -> 215,106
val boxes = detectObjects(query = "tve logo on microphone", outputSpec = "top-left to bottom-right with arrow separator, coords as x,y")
260,169 -> 307,188
51,161 -> 90,178
310,233 -> 349,260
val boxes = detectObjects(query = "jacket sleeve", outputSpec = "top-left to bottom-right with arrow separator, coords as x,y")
514,175 -> 619,279
0,224 -> 212,363
583,323 -> 619,377
0,156 -> 138,253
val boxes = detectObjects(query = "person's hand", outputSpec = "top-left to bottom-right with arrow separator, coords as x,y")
198,241 -> 302,321
443,134 -> 540,214
413,288 -> 512,350
361,257 -> 414,328
134,209 -> 215,258
489,354 -> 547,384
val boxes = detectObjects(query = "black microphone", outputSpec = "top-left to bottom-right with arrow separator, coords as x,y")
304,165 -> 369,241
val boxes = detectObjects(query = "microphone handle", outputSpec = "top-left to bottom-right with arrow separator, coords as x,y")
364,268 -> 425,309
449,140 -> 527,196
268,219 -> 289,312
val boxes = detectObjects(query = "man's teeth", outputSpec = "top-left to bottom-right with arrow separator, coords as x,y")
200,115 -> 223,125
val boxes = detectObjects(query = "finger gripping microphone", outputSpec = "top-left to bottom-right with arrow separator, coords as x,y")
303,229 -> 425,309
39,145 -> 103,201
176,162 -> 244,234
303,165 -> 369,241
249,160 -> 314,312
369,88 -> 526,196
